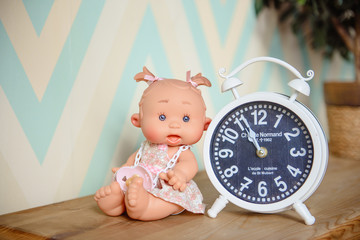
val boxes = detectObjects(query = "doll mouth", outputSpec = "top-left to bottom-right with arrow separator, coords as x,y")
166,135 -> 181,144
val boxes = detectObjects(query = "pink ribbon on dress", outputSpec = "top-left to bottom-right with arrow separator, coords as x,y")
186,71 -> 198,88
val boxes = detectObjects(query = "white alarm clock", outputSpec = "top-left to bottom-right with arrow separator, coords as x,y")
203,57 -> 328,225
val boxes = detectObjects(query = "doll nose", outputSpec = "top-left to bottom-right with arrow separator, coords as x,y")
169,121 -> 181,129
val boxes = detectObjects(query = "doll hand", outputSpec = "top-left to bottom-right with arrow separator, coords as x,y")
160,170 -> 187,192
112,167 -> 120,174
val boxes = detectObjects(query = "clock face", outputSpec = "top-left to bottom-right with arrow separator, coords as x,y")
209,100 -> 314,205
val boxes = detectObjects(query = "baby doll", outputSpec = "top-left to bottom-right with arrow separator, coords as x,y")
94,67 -> 212,221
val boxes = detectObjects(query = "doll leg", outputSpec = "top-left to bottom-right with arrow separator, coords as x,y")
94,181 -> 125,216
125,177 -> 184,221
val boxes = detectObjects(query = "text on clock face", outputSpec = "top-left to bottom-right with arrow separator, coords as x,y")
209,101 -> 314,204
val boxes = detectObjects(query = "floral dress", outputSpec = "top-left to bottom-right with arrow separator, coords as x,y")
138,141 -> 205,214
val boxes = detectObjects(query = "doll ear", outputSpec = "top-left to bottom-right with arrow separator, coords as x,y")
204,117 -> 212,131
134,66 -> 155,83
191,73 -> 212,87
131,113 -> 141,128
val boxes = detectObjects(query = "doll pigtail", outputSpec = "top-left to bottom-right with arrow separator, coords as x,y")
187,71 -> 212,88
134,66 -> 163,85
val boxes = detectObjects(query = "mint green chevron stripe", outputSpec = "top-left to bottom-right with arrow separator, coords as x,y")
210,0 -> 237,45
314,58 -> 330,111
22,0 -> 55,36
259,29 -> 290,95
298,34 -> 317,109
80,6 -> 173,196
340,58 -> 355,80
297,33 -> 326,114
0,0 -> 106,164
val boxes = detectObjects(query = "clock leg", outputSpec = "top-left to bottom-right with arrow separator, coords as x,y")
293,201 -> 315,225
207,195 -> 229,218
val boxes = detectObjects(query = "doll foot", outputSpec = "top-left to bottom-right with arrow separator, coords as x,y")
94,181 -> 125,216
125,176 -> 185,220
125,177 -> 150,218
126,177 -> 148,207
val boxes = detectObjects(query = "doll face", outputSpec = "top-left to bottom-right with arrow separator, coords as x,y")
132,81 -> 211,146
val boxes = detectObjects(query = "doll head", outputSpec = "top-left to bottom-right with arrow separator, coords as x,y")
131,67 -> 212,147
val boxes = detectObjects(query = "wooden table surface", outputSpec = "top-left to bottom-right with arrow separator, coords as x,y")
0,154 -> 359,240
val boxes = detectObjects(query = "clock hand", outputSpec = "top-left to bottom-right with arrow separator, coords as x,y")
244,127 -> 261,151
240,115 -> 261,151
240,115 -> 267,158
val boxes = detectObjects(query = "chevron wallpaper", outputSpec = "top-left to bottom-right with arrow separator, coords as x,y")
0,0 -> 354,214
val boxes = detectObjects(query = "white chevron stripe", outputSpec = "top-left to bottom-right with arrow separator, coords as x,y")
236,9 -> 277,96
194,0 -> 276,100
54,0 -> 148,200
0,152 -> 29,214
150,0 -> 187,76
150,0 -> 210,79
163,0 -> 203,74
195,1 -> 250,84
150,0 -> 216,120
0,0 -> 81,101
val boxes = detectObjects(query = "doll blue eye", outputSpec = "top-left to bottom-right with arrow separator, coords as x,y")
183,116 -> 190,122
159,114 -> 166,121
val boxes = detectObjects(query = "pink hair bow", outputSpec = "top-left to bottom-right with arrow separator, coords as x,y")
186,71 -> 198,88
144,74 -> 163,85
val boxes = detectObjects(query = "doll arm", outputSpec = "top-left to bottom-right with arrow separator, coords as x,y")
160,149 -> 198,191
111,151 -> 138,173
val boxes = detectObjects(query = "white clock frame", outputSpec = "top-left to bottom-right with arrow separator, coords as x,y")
203,57 -> 328,225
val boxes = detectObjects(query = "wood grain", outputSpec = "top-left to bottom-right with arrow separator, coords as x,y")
0,155 -> 359,240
